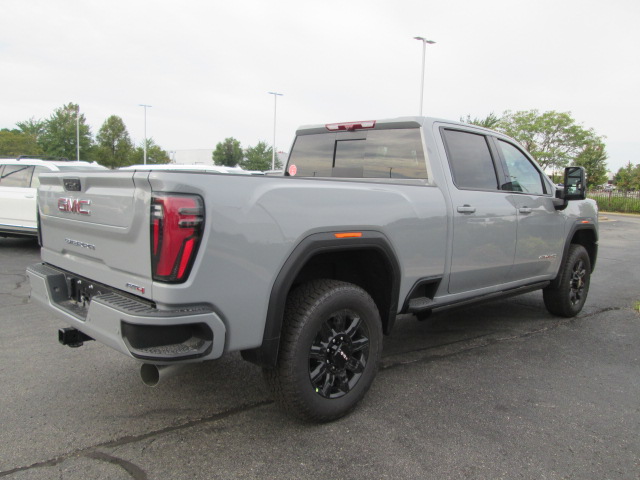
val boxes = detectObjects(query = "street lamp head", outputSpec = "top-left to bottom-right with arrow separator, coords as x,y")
414,36 -> 436,117
268,92 -> 283,96
414,36 -> 436,44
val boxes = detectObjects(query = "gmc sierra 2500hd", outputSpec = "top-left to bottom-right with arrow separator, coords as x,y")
27,116 -> 597,422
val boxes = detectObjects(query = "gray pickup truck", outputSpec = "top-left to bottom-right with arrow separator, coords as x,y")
27,116 -> 598,421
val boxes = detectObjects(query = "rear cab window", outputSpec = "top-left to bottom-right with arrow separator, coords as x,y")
286,128 -> 429,181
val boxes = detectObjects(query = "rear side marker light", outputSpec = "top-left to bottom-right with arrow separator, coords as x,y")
326,121 -> 376,132
151,194 -> 204,283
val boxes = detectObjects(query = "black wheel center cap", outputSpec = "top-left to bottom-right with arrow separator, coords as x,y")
328,335 -> 352,370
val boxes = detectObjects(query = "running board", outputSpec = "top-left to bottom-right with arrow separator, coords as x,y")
409,281 -> 550,315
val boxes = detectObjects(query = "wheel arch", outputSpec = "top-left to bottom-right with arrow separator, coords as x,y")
241,231 -> 401,367
551,223 -> 598,289
567,224 -> 598,271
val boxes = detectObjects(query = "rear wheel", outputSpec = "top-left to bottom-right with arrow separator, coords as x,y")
263,279 -> 382,422
543,244 -> 591,317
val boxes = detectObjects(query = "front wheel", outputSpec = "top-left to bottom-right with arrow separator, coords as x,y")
543,244 -> 591,317
263,279 -> 382,422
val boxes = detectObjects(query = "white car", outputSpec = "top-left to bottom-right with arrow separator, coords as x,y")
0,156 -> 107,238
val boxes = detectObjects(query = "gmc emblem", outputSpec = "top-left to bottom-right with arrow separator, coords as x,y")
58,198 -> 91,215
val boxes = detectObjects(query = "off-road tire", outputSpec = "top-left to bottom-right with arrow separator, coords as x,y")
543,244 -> 591,317
263,279 -> 382,422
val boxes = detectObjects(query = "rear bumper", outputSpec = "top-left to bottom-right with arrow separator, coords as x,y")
27,263 -> 226,363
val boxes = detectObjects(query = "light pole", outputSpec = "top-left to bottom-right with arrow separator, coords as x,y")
268,92 -> 283,171
414,36 -> 436,116
139,104 -> 152,164
75,105 -> 80,161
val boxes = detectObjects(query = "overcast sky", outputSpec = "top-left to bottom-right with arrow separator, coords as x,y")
2,0 -> 638,171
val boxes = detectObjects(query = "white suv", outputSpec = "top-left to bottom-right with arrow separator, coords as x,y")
0,157 -> 107,238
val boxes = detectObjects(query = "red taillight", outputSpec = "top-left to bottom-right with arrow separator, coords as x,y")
325,120 -> 376,131
151,194 -> 204,283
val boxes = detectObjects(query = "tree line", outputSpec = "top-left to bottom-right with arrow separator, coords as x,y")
3,105 -> 634,183
216,110 -> 622,182
211,137 -> 282,171
0,102 -> 170,168
1,102 -> 282,171
613,162 -> 640,190
461,109 -> 614,188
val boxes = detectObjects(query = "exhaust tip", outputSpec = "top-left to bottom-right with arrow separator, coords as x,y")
140,363 -> 161,387
140,363 -> 184,387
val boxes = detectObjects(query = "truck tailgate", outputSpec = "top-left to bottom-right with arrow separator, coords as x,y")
37,170 -> 153,298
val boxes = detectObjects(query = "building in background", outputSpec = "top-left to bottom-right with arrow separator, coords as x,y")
172,149 -> 215,165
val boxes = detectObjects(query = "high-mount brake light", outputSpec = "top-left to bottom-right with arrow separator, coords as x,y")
334,232 -> 363,239
325,120 -> 376,132
151,194 -> 204,283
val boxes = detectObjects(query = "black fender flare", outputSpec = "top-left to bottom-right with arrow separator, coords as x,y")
551,222 -> 598,289
241,230 -> 401,367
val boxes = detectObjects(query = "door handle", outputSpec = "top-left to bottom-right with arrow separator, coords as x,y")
519,207 -> 532,214
457,205 -> 476,214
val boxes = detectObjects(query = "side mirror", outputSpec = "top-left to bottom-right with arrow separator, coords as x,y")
553,166 -> 586,210
563,166 -> 587,201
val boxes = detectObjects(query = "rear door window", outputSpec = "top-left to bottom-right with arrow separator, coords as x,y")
441,129 -> 499,190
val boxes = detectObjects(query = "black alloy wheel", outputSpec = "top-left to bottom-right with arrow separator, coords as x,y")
263,279 -> 382,422
309,308 -> 370,399
568,256 -> 588,307
544,244 -> 591,317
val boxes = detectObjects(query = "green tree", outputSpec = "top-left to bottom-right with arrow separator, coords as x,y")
460,112 -> 501,129
94,115 -> 133,168
213,137 -> 243,167
614,162 -> 640,191
496,110 -> 601,172
241,141 -> 281,171
573,140 -> 608,189
39,103 -> 93,159
0,129 -> 43,156
130,138 -> 171,165
16,117 -> 45,143
634,165 -> 640,190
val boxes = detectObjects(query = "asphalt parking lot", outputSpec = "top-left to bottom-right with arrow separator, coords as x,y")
1,214 -> 639,480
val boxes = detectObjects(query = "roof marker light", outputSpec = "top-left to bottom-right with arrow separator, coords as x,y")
326,121 -> 376,132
